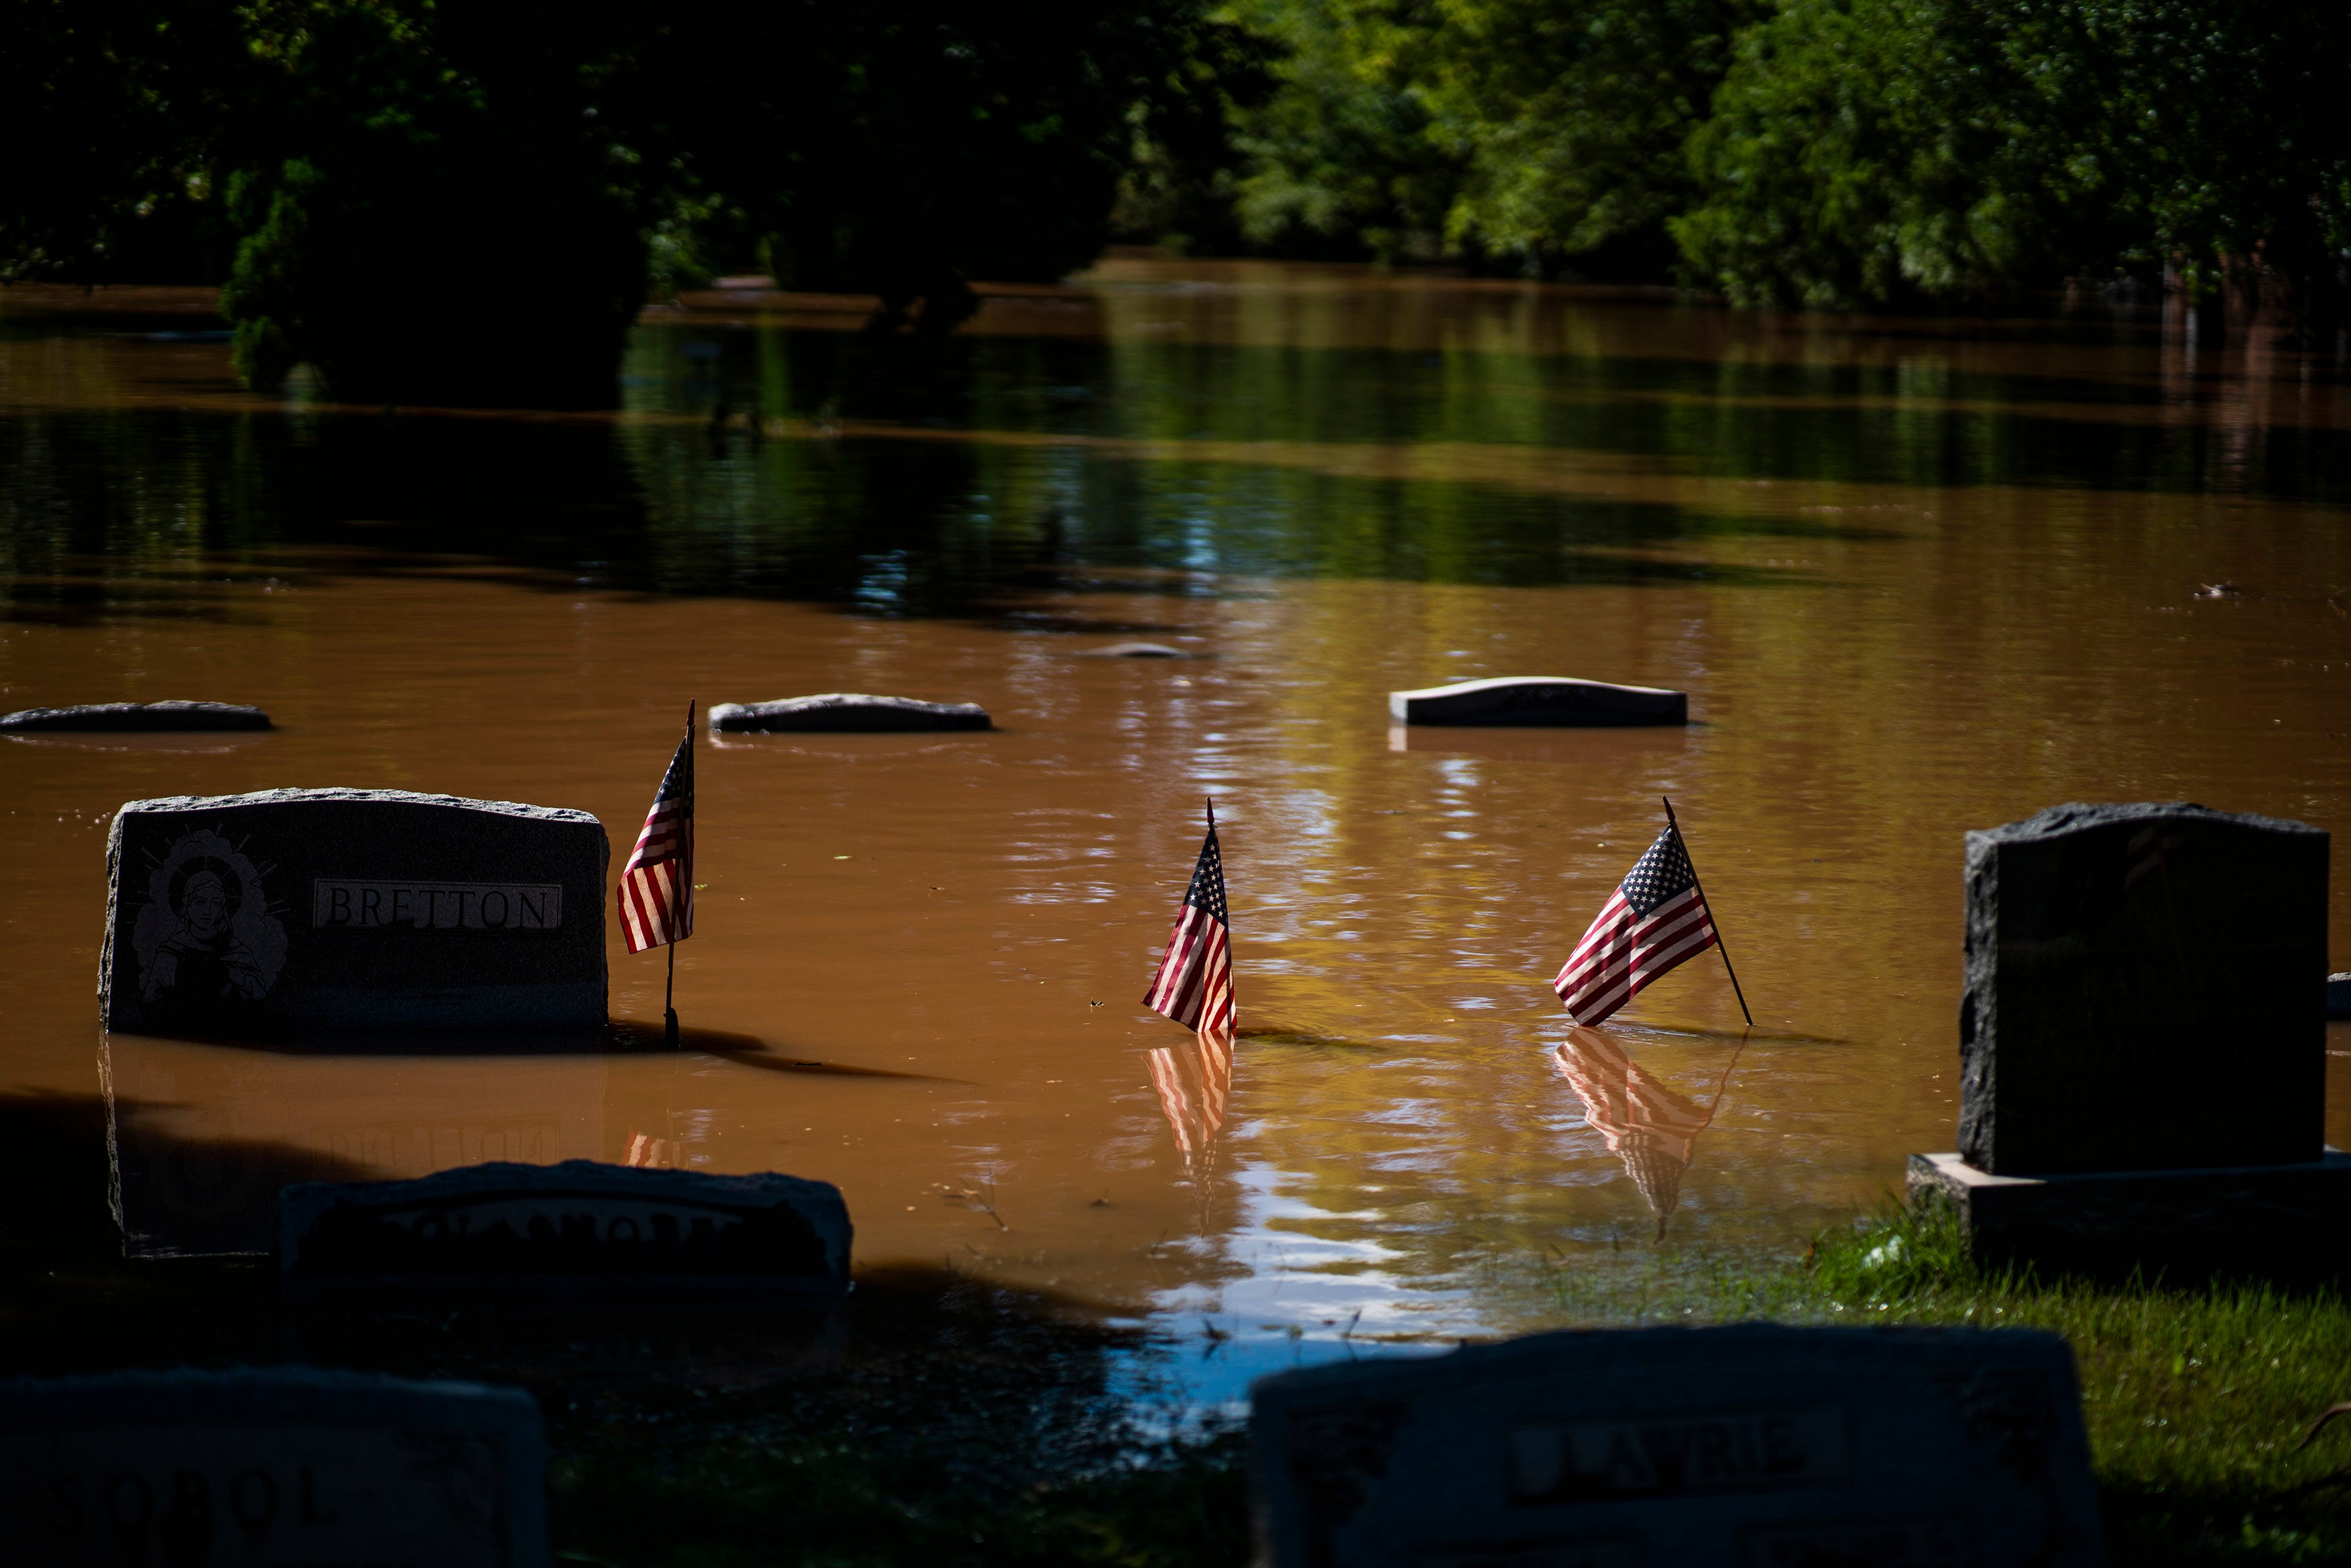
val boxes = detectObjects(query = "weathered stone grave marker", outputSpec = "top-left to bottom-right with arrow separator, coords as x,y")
102,788 -> 607,1034
1250,1324 -> 2100,1568
0,1368 -> 545,1567
709,693 -> 991,731
1910,801 -> 2350,1273
1388,677 -> 1687,728
280,1160 -> 852,1301
3,699 -> 271,732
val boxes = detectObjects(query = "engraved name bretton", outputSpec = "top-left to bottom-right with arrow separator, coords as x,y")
312,880 -> 562,931
1507,1406 -> 1851,1502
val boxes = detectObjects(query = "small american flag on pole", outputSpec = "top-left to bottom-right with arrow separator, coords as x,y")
1143,804 -> 1235,1034
618,724 -> 695,954
1554,817 -> 1720,1027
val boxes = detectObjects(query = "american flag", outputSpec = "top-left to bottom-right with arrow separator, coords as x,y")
618,729 -> 694,953
1144,819 -> 1235,1033
1554,821 -> 1716,1026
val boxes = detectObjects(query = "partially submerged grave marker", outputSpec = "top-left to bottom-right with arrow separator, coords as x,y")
1249,1324 -> 2100,1568
279,1160 -> 852,1302
0,1368 -> 545,1568
1388,678 -> 1687,728
1,700 -> 272,732
101,788 -> 608,1033
709,694 -> 991,732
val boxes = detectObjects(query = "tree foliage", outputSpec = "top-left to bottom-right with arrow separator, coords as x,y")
3,0 -> 1247,403
1198,0 -> 2351,308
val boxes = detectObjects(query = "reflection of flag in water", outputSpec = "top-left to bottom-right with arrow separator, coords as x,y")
1143,819 -> 1235,1034
1554,822 -> 1716,1026
623,1132 -> 677,1168
619,730 -> 695,953
1146,1027 -> 1235,1216
1553,1026 -> 1736,1238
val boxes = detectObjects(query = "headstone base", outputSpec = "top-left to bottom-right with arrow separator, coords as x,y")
1908,1150 -> 2351,1282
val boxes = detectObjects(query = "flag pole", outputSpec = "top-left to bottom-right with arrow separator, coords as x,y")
1662,796 -> 1753,1028
666,698 -> 693,1048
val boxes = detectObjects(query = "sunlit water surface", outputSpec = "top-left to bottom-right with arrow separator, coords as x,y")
4,259 -> 2350,1404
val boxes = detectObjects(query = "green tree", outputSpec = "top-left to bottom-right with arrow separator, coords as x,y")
1417,0 -> 1763,278
1674,0 -> 2351,309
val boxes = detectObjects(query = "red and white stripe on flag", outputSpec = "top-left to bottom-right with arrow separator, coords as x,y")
1145,903 -> 1234,1033
1553,882 -> 1716,1027
618,733 -> 694,954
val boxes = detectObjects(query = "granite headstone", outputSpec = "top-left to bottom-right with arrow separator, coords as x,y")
1251,1324 -> 2100,1568
709,694 -> 991,732
0,1368 -> 545,1567
1959,802 -> 2327,1174
279,1160 -> 852,1301
101,788 -> 609,1034
2329,972 -> 2351,1020
3,700 -> 270,732
1388,678 -> 1687,728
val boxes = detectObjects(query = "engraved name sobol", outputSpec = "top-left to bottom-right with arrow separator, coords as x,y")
312,880 -> 562,931
1507,1406 -> 1850,1502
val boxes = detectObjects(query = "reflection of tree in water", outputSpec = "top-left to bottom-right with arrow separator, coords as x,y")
1145,1027 -> 1234,1234
1552,1025 -> 1743,1239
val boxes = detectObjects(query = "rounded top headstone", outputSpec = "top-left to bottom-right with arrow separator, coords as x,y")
1388,676 -> 1687,728
708,694 -> 992,733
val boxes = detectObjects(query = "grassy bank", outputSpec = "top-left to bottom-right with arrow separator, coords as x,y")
537,1208 -> 2351,1566
4,1086 -> 2344,1567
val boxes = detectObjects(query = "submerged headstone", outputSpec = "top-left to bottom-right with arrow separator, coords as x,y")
0,1368 -> 545,1567
1388,678 -> 1687,728
1084,642 -> 1188,658
1,700 -> 270,732
2330,972 -> 2351,1019
1959,802 -> 2327,1174
709,694 -> 992,732
101,788 -> 607,1034
1250,1324 -> 2100,1568
280,1160 -> 852,1301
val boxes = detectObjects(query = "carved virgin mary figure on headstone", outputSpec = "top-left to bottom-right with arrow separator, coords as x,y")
131,828 -> 287,1035
1553,1026 -> 1738,1238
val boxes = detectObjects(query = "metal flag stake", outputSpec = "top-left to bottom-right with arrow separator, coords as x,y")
1662,795 -> 1753,1028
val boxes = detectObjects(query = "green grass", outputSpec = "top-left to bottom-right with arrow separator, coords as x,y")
1532,1206 -> 2351,1565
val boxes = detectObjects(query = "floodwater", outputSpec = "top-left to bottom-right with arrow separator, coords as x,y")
4,258 -> 2350,1397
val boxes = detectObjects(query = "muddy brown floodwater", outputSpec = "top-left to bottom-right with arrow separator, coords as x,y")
4,257 -> 2350,1399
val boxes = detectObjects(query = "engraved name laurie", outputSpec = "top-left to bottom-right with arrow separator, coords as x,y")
1508,1407 -> 1851,1501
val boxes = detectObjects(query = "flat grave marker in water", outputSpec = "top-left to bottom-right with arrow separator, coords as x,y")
1957,802 -> 2326,1174
1249,1324 -> 2100,1568
0,1367 -> 545,1568
1388,677 -> 1687,728
101,788 -> 607,1034
709,693 -> 992,731
3,699 -> 271,732
279,1160 -> 853,1301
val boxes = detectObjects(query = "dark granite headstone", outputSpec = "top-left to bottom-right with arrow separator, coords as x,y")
1,700 -> 270,731
1960,802 -> 2327,1174
2329,972 -> 2351,1019
101,788 -> 608,1034
709,694 -> 992,731
1388,678 -> 1687,727
1250,1324 -> 2100,1568
0,1368 -> 545,1567
280,1160 -> 852,1301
